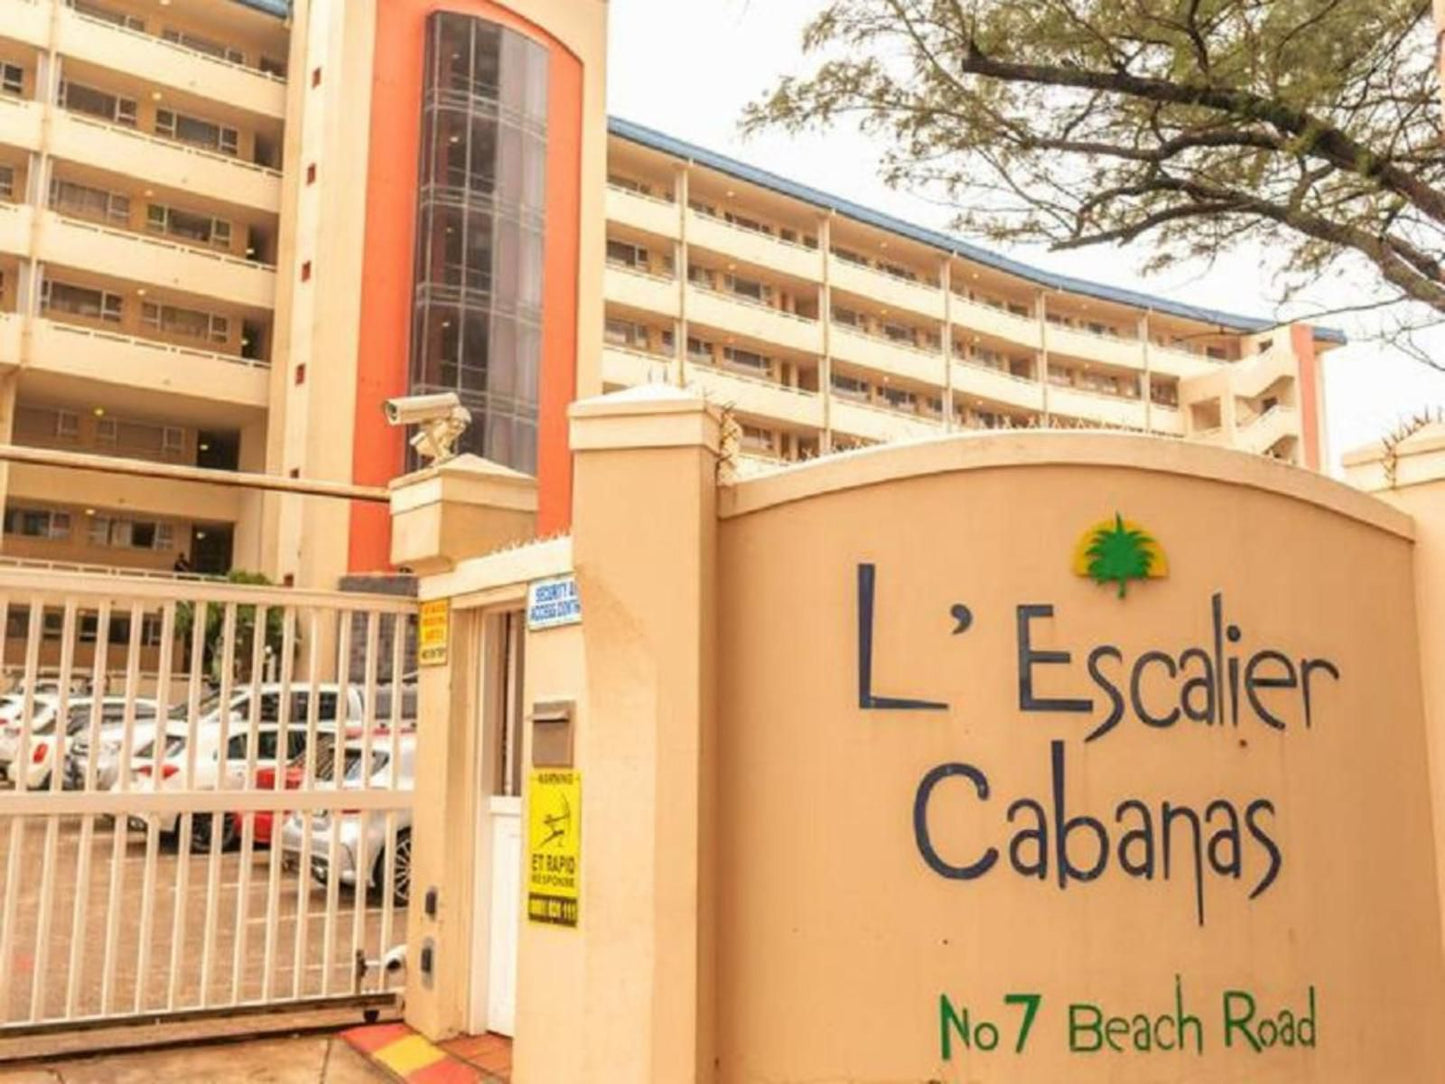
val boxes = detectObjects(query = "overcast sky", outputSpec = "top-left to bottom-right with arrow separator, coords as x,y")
605,0 -> 1445,473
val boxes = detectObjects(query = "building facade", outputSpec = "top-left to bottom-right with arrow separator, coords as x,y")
0,0 -> 1340,590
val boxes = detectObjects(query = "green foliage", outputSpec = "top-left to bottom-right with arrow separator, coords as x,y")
176,571 -> 287,680
1085,514 -> 1156,599
743,0 -> 1445,334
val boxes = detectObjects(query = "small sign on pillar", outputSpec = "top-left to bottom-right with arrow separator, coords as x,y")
527,769 -> 580,928
418,599 -> 449,667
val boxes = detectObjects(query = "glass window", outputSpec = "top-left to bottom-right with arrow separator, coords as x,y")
1,64 -> 22,96
74,1 -> 145,31
42,281 -> 122,323
0,165 -> 12,200
60,82 -> 135,126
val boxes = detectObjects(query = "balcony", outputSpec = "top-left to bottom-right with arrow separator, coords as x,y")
830,395 -> 944,444
604,263 -> 680,318
0,201 -> 27,257
0,95 -> 44,152
50,110 -> 281,213
605,184 -> 680,240
688,210 -> 823,282
602,343 -> 825,431
831,258 -> 944,321
0,312 -> 19,368
687,361 -> 823,430
600,342 -> 672,388
38,211 -> 276,309
830,323 -> 945,386
1046,383 -> 1149,430
55,5 -> 287,120
951,359 -> 1045,413
951,295 -> 1043,350
1045,323 -> 1146,369
27,318 -> 269,408
7,462 -> 244,524
687,285 -> 822,355
1138,403 -> 1184,436
1,0 -> 48,48
1148,343 -> 1223,379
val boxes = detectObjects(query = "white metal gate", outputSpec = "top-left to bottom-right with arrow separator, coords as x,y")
0,566 -> 417,1033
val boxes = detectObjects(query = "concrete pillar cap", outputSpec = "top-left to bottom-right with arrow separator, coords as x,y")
569,384 -> 723,454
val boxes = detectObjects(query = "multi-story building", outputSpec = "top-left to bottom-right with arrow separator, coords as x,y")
0,0 -> 1340,589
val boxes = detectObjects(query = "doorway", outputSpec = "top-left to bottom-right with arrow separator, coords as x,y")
468,609 -> 525,1037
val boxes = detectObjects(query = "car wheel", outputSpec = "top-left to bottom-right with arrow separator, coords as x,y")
376,829 -> 411,908
191,813 -> 238,853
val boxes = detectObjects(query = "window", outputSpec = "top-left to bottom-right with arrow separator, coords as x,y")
95,417 -> 117,445
723,346 -> 770,373
58,82 -> 136,126
50,179 -> 129,224
606,239 -> 648,270
739,425 -> 776,453
162,427 -> 184,457
154,109 -> 238,156
1,64 -> 21,96
607,174 -> 652,196
830,373 -> 868,399
687,336 -> 715,363
727,275 -> 768,303
140,302 -> 229,343
73,1 -> 145,31
4,506 -> 71,541
409,11 -> 549,475
56,411 -> 78,440
0,165 -> 13,201
161,28 -> 245,65
41,281 -> 122,323
259,56 -> 287,79
146,204 -> 233,248
832,306 -> 861,327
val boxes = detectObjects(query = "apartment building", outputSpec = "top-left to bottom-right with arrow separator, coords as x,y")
0,0 -> 1338,588
602,118 -> 1339,478
0,0 -> 284,580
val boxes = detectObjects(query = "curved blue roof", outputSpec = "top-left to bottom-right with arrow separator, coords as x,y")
608,117 -> 1345,346
231,0 -> 288,18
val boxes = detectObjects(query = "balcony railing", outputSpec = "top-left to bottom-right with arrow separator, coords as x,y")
693,207 -> 818,255
66,4 -> 287,84
833,321 -> 939,355
954,355 -> 1039,388
63,113 -> 282,179
692,283 -> 819,325
51,212 -> 276,273
45,320 -> 270,369
606,259 -> 675,284
606,182 -> 675,207
0,554 -> 225,583
689,359 -> 821,401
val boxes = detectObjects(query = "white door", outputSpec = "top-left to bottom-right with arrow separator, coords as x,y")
486,796 -> 522,1036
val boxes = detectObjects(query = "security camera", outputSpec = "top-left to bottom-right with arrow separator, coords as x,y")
383,392 -> 472,465
382,945 -> 407,975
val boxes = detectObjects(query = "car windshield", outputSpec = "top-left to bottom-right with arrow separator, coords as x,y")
342,750 -> 388,785
134,734 -> 186,760
170,691 -> 224,721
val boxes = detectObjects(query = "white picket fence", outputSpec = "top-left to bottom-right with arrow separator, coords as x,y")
0,566 -> 417,1032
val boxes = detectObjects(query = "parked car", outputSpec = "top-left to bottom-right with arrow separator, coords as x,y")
195,730 -> 374,852
278,732 -> 417,906
127,717 -> 342,839
196,683 -> 416,731
0,696 -> 159,790
63,700 -> 176,790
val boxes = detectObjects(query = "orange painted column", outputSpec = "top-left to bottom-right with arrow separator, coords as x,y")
1291,323 -> 1326,472
348,0 -> 583,573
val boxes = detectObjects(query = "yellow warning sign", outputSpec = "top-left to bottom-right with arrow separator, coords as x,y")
417,599 -> 449,668
527,769 -> 580,927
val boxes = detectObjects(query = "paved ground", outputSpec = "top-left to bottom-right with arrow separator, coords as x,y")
0,1035 -> 390,1083
0,813 -> 407,1024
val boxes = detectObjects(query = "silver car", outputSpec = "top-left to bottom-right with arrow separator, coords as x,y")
278,733 -> 415,906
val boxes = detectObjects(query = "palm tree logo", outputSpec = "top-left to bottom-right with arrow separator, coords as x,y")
1080,513 -> 1163,599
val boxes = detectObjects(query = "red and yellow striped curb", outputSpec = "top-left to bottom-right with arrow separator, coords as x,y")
342,1023 -> 486,1084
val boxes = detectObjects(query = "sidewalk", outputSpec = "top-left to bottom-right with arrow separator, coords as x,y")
0,1034 -> 389,1083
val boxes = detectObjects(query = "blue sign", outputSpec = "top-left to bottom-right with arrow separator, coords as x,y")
528,574 -> 581,631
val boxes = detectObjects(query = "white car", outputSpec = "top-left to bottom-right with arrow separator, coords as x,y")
132,717 -> 341,836
0,697 -> 159,790
279,732 -> 416,905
